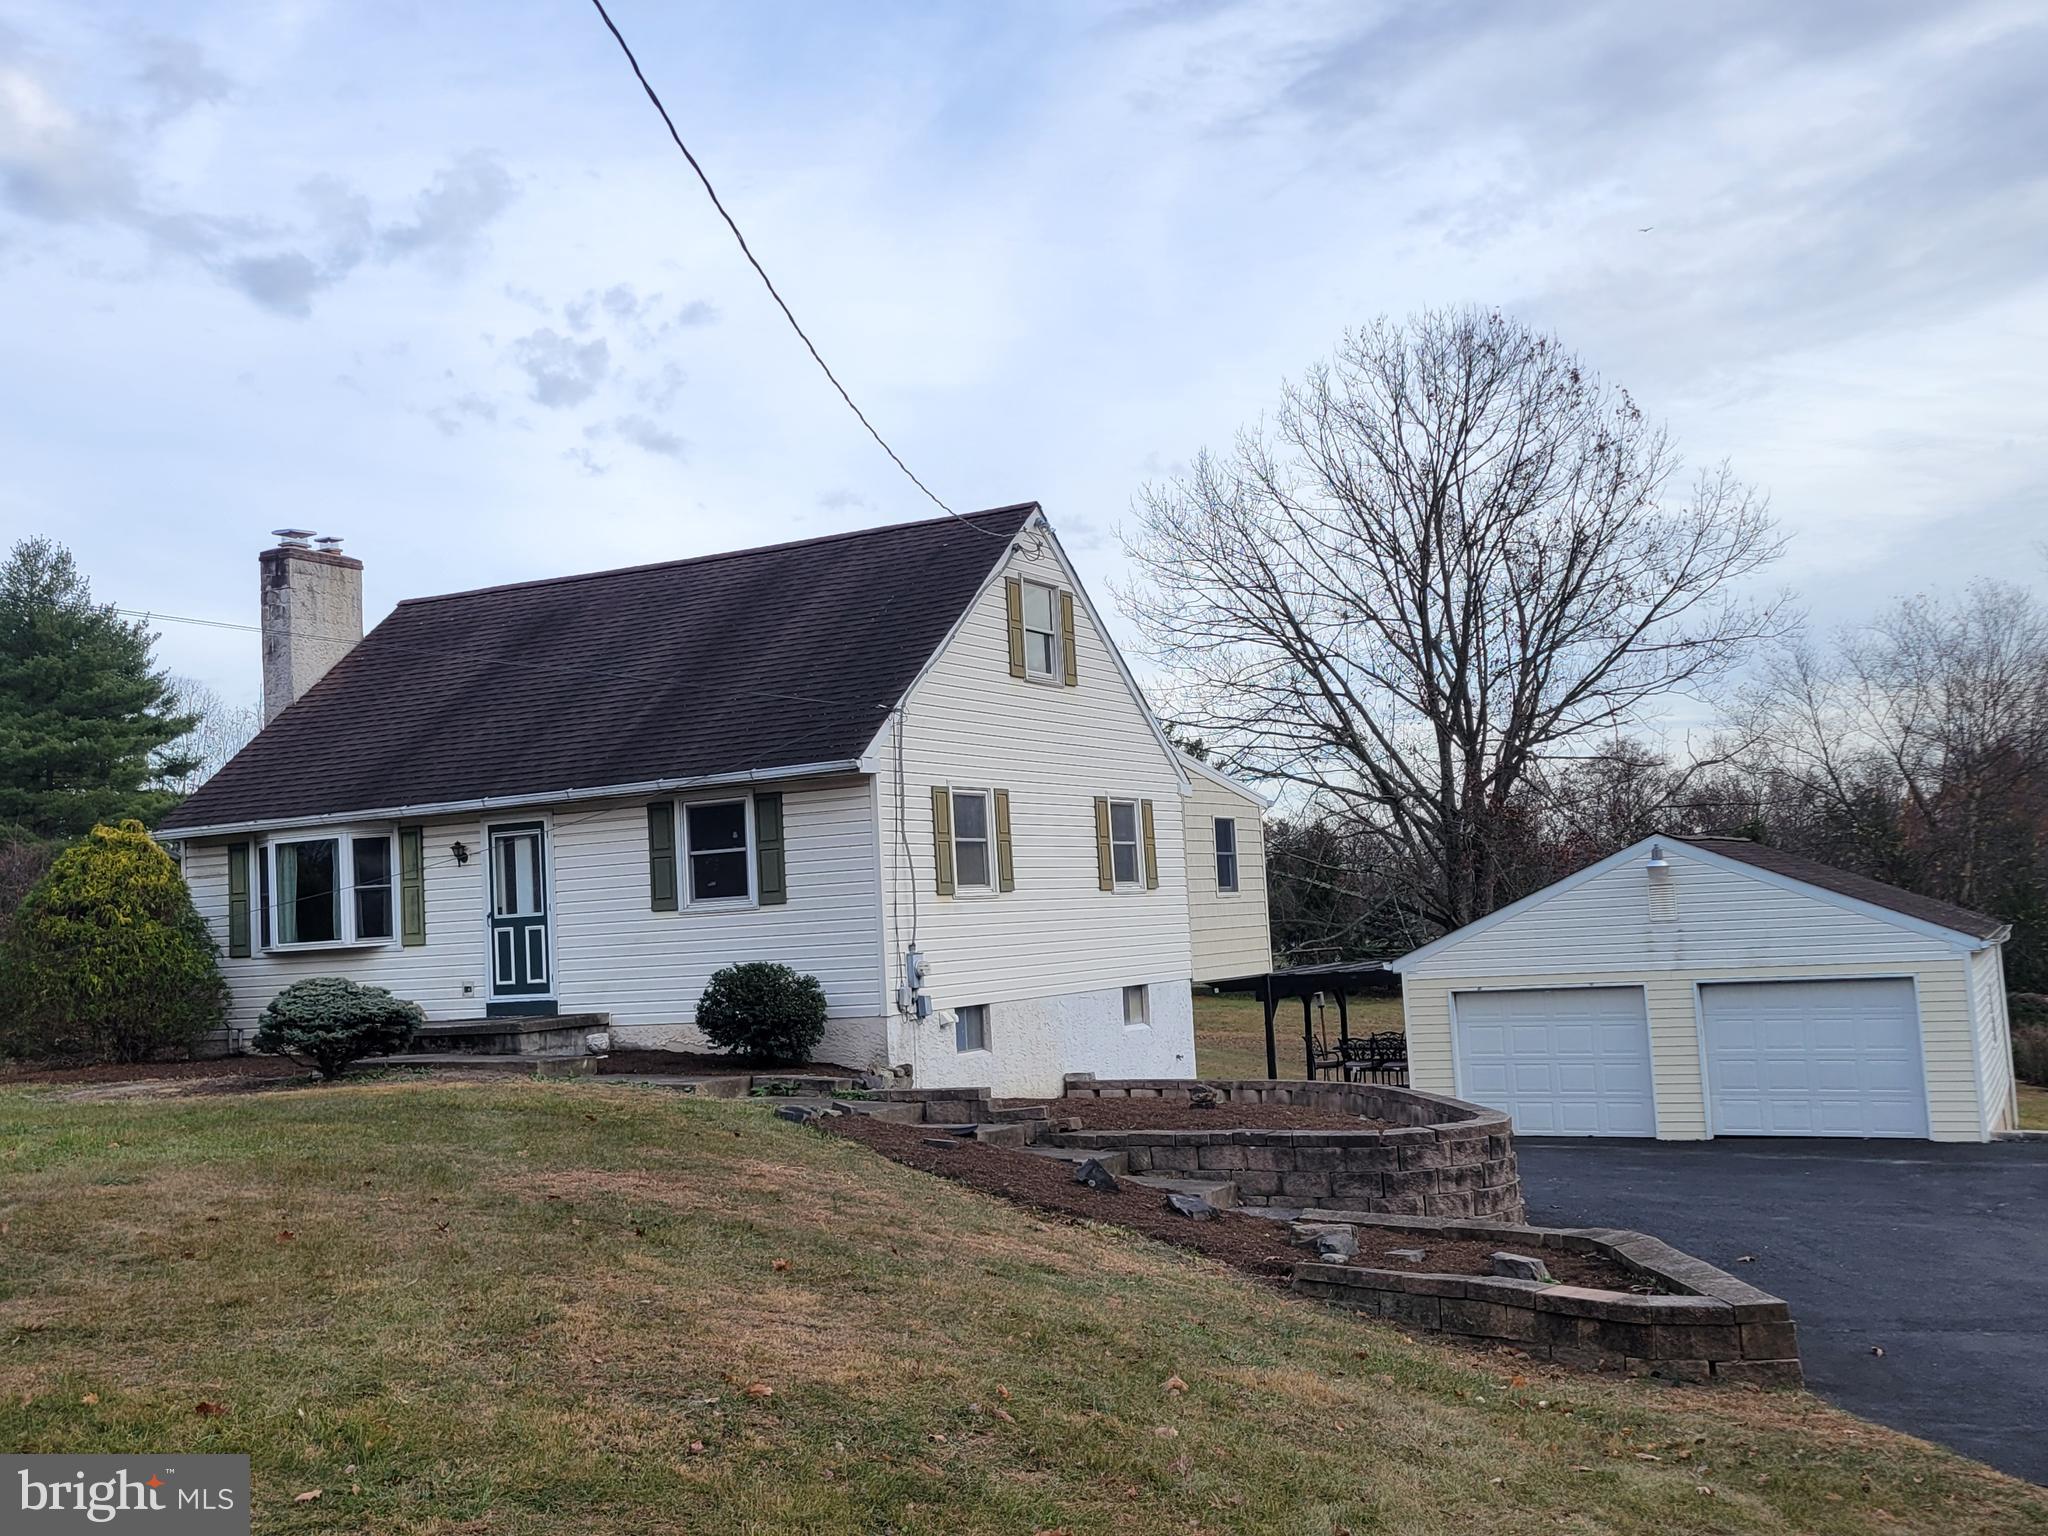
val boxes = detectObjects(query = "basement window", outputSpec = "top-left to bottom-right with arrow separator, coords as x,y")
1123,984 -> 1150,1027
955,1003 -> 990,1054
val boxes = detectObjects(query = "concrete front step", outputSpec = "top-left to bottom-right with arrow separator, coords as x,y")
362,1051 -> 596,1077
1021,1145 -> 1131,1177
1128,1173 -> 1239,1209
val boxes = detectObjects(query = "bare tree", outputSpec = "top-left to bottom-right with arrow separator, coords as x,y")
161,676 -> 261,794
1123,308 -> 1787,932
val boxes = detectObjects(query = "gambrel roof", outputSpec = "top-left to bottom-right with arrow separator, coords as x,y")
160,504 -> 1038,834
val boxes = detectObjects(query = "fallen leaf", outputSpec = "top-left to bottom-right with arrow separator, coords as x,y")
1510,1374 -> 1527,1388
276,1230 -> 295,1243
744,1382 -> 774,1399
771,1258 -> 791,1273
80,1393 -> 99,1405
996,1385 -> 1012,1401
1151,1426 -> 1178,1439
293,1490 -> 321,1503
1734,1254 -> 1755,1264
1164,1375 -> 1188,1395
687,1440 -> 705,1454
993,1407 -> 1015,1424
194,1401 -> 223,1416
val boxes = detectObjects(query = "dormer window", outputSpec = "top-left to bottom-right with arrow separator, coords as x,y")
1020,580 -> 1059,680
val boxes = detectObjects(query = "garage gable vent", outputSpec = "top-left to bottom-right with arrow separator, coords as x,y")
1646,843 -> 1677,922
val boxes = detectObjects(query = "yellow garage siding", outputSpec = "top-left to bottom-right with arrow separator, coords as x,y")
1404,957 -> 1988,1143
1971,945 -> 2015,1133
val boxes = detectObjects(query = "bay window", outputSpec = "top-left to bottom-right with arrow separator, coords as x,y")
264,830 -> 396,948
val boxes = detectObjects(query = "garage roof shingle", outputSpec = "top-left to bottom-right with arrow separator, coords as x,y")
1674,836 -> 2007,942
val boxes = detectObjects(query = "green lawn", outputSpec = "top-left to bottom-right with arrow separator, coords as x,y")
1192,988 -> 1405,1080
2018,1082 -> 2048,1131
3,1078 -> 2040,1534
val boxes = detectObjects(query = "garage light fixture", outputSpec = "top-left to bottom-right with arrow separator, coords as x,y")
1646,843 -> 1669,870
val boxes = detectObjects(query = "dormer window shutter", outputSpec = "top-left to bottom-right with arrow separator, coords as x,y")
931,786 -> 956,895
1004,577 -> 1026,679
1059,591 -> 1077,687
647,802 -> 678,912
1093,797 -> 1113,891
399,826 -> 427,946
993,789 -> 1015,892
226,842 -> 252,958
1141,799 -> 1159,890
755,792 -> 787,906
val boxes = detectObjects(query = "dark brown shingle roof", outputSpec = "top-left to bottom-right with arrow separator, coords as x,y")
160,505 -> 1037,832
1673,836 -> 2007,942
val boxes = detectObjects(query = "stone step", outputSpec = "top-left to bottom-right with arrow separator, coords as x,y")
1021,1145 -> 1131,1177
968,1121 -> 1032,1148
831,1099 -> 925,1123
1129,1174 -> 1239,1209
988,1102 -> 1050,1122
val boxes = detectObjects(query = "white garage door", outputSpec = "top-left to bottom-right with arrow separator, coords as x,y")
1452,987 -> 1656,1136
1701,978 -> 1927,1138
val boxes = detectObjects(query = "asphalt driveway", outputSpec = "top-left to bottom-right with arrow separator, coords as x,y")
1516,1137 -> 2048,1485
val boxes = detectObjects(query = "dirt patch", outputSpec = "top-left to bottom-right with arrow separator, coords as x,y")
0,1055 -> 305,1088
598,1048 -> 865,1077
824,1116 -> 1644,1291
1027,1097 -> 1393,1132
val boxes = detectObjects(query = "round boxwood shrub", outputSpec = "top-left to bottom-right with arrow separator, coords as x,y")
695,962 -> 827,1062
253,976 -> 425,1080
0,820 -> 227,1063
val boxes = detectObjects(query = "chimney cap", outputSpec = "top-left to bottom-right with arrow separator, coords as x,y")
314,535 -> 345,552
272,528 -> 315,548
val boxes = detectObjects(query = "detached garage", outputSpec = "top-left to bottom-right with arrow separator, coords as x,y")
1394,836 -> 2018,1141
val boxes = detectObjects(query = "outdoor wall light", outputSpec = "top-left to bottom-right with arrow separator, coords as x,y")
1646,843 -> 1669,870
451,841 -> 470,865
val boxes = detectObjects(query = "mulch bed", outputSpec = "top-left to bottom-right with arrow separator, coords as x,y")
0,1055 -> 306,1087
823,1116 -> 1648,1291
598,1048 -> 866,1077
1023,1097 -> 1394,1132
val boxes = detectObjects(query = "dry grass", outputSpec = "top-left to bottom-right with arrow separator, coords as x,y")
1192,987 -> 1405,1080
2,1076 -> 2042,1535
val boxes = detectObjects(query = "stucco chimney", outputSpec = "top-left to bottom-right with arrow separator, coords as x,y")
260,529 -> 364,723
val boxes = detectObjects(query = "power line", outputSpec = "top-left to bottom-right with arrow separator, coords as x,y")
584,0 -> 1000,539
118,608 -> 259,632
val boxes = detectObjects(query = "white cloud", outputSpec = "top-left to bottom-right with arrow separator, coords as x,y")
511,328 -> 610,407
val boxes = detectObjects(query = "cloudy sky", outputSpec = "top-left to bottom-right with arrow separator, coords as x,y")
4,0 -> 2045,710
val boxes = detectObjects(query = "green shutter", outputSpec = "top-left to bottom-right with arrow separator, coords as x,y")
931,786 -> 955,896
647,802 -> 678,912
1059,591 -> 1077,687
1093,797 -> 1113,891
399,826 -> 426,946
1004,577 -> 1026,679
755,792 -> 787,906
226,842 -> 251,958
1141,799 -> 1159,890
993,789 -> 1015,893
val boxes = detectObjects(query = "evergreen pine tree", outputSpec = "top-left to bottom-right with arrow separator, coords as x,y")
0,538 -> 197,837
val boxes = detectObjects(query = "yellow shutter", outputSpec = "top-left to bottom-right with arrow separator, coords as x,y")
1004,577 -> 1026,679
931,786 -> 955,896
1093,797 -> 1113,891
1141,799 -> 1159,890
1059,591 -> 1077,686
994,789 -> 1014,893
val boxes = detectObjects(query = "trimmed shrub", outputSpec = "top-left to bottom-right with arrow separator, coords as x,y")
0,820 -> 227,1062
695,962 -> 827,1062
253,976 -> 425,1080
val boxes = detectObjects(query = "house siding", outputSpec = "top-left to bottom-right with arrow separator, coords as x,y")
1398,842 -> 1991,1141
873,532 -> 1196,1094
1182,768 -> 1271,983
1970,943 -> 2015,1133
183,778 -> 888,1064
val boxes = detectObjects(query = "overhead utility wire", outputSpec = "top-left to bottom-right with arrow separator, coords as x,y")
584,0 -> 999,538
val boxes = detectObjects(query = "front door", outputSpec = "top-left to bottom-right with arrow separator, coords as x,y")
487,822 -> 554,1016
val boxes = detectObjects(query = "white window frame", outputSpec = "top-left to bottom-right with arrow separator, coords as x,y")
947,786 -> 996,895
955,1002 -> 991,1054
1214,817 -> 1239,894
1020,578 -> 1062,683
1122,983 -> 1150,1028
1106,797 -> 1144,890
261,827 -> 396,951
681,795 -> 756,908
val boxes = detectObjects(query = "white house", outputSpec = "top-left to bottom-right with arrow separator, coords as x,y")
1391,835 -> 2018,1142
158,506 -> 1270,1096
